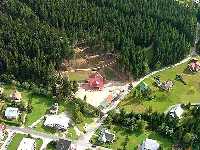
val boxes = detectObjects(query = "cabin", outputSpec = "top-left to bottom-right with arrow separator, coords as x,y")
56,139 -> 72,150
98,128 -> 115,143
5,107 -> 19,120
17,138 -> 36,150
160,80 -> 173,91
10,90 -> 22,102
88,72 -> 104,90
44,115 -> 70,131
140,139 -> 160,150
188,58 -> 200,72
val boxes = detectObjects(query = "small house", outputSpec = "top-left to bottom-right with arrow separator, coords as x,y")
56,139 -> 72,150
0,124 -> 6,141
169,104 -> 184,119
10,90 -> 22,102
140,139 -> 160,150
88,72 -> 104,90
98,128 -> 115,143
137,81 -> 150,93
17,138 -> 36,150
44,115 -> 70,131
160,80 -> 173,91
188,58 -> 200,72
0,87 -> 4,95
49,103 -> 59,115
5,107 -> 19,120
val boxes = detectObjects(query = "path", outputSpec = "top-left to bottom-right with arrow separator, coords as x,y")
6,126 -> 70,141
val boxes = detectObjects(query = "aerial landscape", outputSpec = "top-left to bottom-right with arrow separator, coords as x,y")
0,0 -> 200,150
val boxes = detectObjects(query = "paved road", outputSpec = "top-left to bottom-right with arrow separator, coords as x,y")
7,126 -> 71,141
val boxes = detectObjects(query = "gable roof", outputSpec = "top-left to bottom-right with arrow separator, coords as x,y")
141,139 -> 160,150
56,139 -> 71,150
44,115 -> 70,130
5,107 -> 19,118
169,104 -> 184,118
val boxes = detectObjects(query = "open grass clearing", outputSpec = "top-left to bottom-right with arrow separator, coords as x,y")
119,57 -> 200,113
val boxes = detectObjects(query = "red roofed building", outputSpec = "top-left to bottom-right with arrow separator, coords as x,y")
188,58 -> 200,72
88,72 -> 104,90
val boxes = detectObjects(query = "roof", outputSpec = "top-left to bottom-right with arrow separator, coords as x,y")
56,139 -> 71,150
106,94 -> 113,103
138,81 -> 149,91
44,115 -> 70,130
99,128 -> 115,143
11,90 -> 22,100
0,124 -> 6,131
89,72 -> 103,79
5,107 -> 19,118
141,139 -> 160,150
17,138 -> 35,150
169,104 -> 184,118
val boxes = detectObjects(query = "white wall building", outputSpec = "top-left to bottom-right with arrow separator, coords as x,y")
5,107 -> 19,119
44,114 -> 70,130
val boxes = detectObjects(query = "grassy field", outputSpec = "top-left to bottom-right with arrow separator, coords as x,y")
7,133 -> 24,150
91,125 -> 173,150
8,133 -> 43,150
67,71 -> 90,81
1,84 -> 53,126
119,58 -> 200,113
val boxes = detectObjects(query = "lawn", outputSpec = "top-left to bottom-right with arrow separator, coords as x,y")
67,71 -> 90,81
1,84 -> 52,126
91,125 -> 173,150
8,133 -> 43,150
66,127 -> 78,140
119,58 -> 200,113
7,133 -> 24,150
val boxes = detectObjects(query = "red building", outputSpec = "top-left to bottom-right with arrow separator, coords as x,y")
88,72 -> 104,90
188,58 -> 200,72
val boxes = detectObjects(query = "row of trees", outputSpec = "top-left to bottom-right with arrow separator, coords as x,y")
106,105 -> 200,149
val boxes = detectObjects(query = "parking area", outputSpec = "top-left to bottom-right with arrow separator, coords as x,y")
75,81 -> 129,108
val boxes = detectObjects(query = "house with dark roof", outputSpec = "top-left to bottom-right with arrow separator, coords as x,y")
56,139 -> 71,150
98,128 -> 115,143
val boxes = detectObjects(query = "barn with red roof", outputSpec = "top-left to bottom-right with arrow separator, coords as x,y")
88,72 -> 104,90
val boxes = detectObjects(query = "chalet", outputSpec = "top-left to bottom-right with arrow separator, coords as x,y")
138,81 -> 149,92
44,115 -> 70,131
10,90 -> 22,102
140,139 -> 160,150
17,138 -> 36,150
169,104 -> 184,119
88,72 -> 104,90
5,107 -> 19,120
98,128 -> 115,143
188,58 -> 200,72
0,87 -> 4,95
160,80 -> 173,91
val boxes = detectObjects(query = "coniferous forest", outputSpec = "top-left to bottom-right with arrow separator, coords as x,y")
0,0 -> 198,86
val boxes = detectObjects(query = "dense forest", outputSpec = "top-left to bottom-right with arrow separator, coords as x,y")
0,0 -> 198,86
